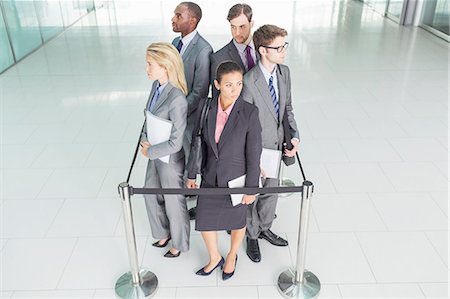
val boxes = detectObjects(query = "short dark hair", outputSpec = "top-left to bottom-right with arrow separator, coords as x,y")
216,61 -> 244,82
180,2 -> 202,24
227,3 -> 252,22
253,24 -> 287,52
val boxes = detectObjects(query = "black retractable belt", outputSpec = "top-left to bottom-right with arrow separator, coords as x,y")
126,121 -> 145,184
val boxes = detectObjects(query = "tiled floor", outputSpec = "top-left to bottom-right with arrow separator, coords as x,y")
1,0 -> 448,298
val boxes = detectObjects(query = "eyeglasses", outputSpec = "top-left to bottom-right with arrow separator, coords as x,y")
261,42 -> 289,53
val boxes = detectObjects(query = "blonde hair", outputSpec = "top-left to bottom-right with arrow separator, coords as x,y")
146,42 -> 188,95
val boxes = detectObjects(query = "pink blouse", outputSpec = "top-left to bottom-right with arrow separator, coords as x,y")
215,97 -> 236,143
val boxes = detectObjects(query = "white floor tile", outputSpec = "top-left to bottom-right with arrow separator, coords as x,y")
93,288 -> 176,299
339,139 -> 402,162
326,163 -> 395,193
115,197 -> 153,237
1,144 -> 45,169
2,199 -> 63,238
300,140 -> 349,163
351,120 -> 408,138
396,119 -> 448,138
31,144 -> 94,168
176,286 -> 258,298
306,120 -> 360,139
356,232 -> 448,283
58,237 -> 147,289
430,192 -> 449,217
1,238 -> 77,290
320,103 -> 369,120
389,138 -> 447,162
74,123 -> 128,143
425,231 -> 449,268
25,123 -> 83,145
84,143 -> 136,168
419,283 -> 450,299
360,102 -> 411,119
97,167 -> 146,198
1,124 -> 37,144
2,169 -> 53,199
11,290 -> 95,298
287,232 -> 376,284
380,163 -> 447,192
296,163 -> 337,194
313,194 -> 386,232
258,284 -> 342,299
370,193 -> 448,231
47,199 -> 122,237
0,292 -> 12,299
339,283 -> 425,298
38,168 -> 108,198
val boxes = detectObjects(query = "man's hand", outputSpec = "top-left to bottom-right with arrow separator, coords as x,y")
284,138 -> 299,157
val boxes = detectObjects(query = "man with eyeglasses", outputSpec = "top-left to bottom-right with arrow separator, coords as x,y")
242,24 -> 300,263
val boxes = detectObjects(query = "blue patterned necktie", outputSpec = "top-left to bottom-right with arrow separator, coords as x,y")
176,39 -> 183,53
269,75 -> 279,119
148,83 -> 161,112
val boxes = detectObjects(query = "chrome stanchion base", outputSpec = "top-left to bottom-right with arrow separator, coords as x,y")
115,269 -> 158,299
279,178 -> 295,198
277,268 -> 320,299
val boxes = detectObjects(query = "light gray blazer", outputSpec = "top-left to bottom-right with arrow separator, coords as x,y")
241,64 -> 299,151
172,32 -> 213,117
142,81 -> 187,163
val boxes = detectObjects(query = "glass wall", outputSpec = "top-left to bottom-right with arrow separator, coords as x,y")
421,0 -> 449,36
0,9 -> 14,72
0,0 -> 99,74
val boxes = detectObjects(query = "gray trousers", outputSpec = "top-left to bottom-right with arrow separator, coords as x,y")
182,114 -> 195,164
144,157 -> 190,252
246,177 -> 279,239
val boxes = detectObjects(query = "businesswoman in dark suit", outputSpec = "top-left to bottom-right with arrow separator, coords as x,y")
141,42 -> 190,258
186,61 -> 262,280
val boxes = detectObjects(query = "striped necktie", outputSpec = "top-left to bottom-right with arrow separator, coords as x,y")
269,76 -> 279,119
148,83 -> 161,112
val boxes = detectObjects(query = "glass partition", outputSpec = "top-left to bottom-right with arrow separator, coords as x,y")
421,0 -> 449,36
0,9 -> 14,72
34,0 -> 64,42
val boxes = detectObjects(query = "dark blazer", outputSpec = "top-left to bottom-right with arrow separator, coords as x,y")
210,40 -> 259,98
188,96 -> 262,188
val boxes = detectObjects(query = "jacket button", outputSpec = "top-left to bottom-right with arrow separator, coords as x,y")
275,142 -> 278,145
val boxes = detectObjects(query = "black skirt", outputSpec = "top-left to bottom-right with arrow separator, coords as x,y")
195,182 -> 247,231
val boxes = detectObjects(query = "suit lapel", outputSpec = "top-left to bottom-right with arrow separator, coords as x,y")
254,67 -> 278,122
152,82 -> 172,113
277,66 -> 287,121
207,98 -> 219,158
182,33 -> 199,59
218,97 -> 242,150
228,41 -> 246,71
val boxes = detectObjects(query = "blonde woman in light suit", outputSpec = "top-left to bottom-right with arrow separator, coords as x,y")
140,42 -> 190,257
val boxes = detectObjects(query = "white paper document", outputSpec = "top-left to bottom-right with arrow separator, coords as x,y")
228,174 -> 262,206
145,111 -> 173,163
260,148 -> 282,179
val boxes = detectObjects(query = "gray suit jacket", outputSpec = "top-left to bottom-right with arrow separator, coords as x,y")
187,96 -> 262,188
142,81 -> 187,163
172,32 -> 213,117
241,64 -> 299,151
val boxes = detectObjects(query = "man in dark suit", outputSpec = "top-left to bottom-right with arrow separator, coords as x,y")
210,3 -> 257,98
171,2 -> 213,220
241,25 -> 300,263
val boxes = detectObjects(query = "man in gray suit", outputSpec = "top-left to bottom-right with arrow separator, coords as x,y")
171,2 -> 213,159
210,3 -> 257,98
241,25 -> 300,263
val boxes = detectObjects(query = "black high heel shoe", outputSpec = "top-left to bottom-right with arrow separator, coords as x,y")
222,255 -> 238,281
152,237 -> 171,248
164,249 -> 181,258
195,257 -> 225,276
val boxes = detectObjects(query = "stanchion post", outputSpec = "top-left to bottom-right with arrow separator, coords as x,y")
277,180 -> 320,299
279,162 -> 295,198
116,182 -> 158,299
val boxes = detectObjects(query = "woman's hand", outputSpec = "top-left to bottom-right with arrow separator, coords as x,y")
140,141 -> 151,158
260,167 -> 266,178
185,179 -> 198,189
241,194 -> 256,205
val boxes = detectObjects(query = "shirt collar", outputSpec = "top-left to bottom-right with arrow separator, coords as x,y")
217,96 -> 236,115
258,61 -> 278,81
233,39 -> 255,54
180,30 -> 197,47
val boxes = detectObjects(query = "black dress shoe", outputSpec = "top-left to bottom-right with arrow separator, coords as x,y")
222,255 -> 238,281
258,229 -> 288,246
152,237 -> 171,248
164,249 -> 181,258
196,257 -> 224,275
188,207 -> 196,220
246,237 -> 261,263
226,230 -> 231,235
